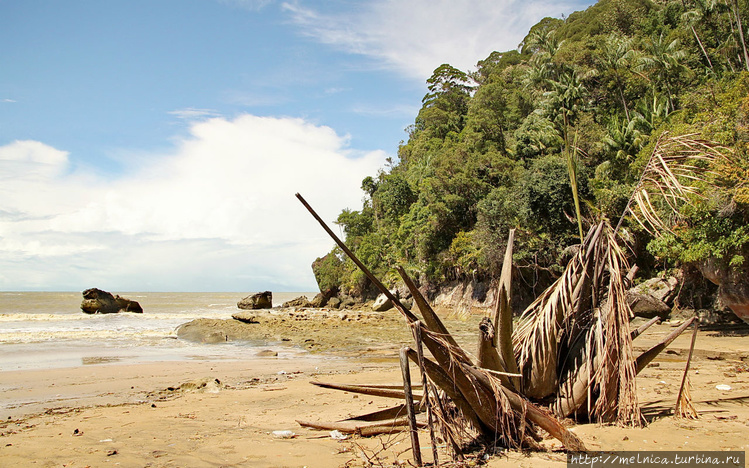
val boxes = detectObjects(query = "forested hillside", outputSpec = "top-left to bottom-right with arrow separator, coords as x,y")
313,0 -> 749,302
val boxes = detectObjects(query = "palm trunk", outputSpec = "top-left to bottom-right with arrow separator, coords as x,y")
733,0 -> 749,71
691,25 -> 714,71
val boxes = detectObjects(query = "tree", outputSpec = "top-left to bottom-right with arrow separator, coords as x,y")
681,0 -> 719,71
636,33 -> 690,112
597,35 -> 638,120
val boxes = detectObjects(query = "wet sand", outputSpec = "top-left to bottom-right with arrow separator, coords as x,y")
1,316 -> 748,467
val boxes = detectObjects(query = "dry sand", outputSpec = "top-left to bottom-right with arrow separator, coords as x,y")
1,312 -> 748,467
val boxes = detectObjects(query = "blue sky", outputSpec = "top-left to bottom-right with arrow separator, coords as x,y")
0,0 -> 595,292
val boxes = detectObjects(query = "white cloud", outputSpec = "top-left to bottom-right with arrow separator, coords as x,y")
0,116 -> 387,291
168,107 -> 221,120
283,0 -> 593,81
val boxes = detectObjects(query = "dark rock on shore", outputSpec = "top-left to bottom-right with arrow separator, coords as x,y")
309,293 -> 328,308
237,291 -> 272,310
81,288 -> 143,314
626,276 -> 678,319
282,296 -> 312,308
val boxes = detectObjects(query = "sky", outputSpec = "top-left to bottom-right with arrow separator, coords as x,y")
0,0 -> 595,292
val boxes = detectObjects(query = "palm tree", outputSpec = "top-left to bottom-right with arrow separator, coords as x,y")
603,114 -> 649,178
681,0 -> 718,71
598,35 -> 638,120
636,33 -> 690,113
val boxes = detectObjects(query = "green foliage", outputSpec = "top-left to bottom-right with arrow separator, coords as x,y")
312,0 -> 749,294
311,249 -> 345,294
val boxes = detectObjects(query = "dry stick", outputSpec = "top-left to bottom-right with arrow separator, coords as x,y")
414,322 -> 439,467
344,405 -> 409,422
674,320 -> 700,417
396,266 -> 471,365
631,316 -> 661,340
310,381 -> 423,401
635,316 -> 697,373
298,193 -> 495,432
400,347 -> 423,467
297,418 -> 426,436
296,193 -> 416,322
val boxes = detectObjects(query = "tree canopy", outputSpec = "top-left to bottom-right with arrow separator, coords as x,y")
315,0 -> 749,299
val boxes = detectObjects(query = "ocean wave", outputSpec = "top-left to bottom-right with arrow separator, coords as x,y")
0,311 -> 234,323
0,328 -> 178,344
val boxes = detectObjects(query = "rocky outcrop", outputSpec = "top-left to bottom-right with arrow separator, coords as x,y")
232,311 -> 259,324
282,296 -> 312,308
431,280 -> 495,311
309,293 -> 328,308
626,276 -> 679,319
80,288 -> 143,314
237,291 -> 272,310
700,255 -> 749,324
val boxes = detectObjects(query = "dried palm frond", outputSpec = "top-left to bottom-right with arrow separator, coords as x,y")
675,376 -> 698,419
617,132 -> 733,235
513,223 -> 604,399
675,321 -> 700,420
589,227 -> 640,425
549,223 -> 641,426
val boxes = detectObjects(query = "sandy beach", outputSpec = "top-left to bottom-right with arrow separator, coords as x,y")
1,317 -> 748,467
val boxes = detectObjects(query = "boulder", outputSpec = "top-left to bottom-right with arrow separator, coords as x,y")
237,291 -> 272,310
372,290 -> 397,312
282,296 -> 312,308
339,294 -> 357,309
176,319 -> 233,343
626,276 -> 678,319
309,293 -> 329,308
700,255 -> 749,324
81,288 -> 143,314
327,297 -> 342,309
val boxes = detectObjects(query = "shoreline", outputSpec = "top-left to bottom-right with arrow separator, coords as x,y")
1,323 -> 748,466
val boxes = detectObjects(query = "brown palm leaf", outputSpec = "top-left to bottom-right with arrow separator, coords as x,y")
513,224 -> 604,399
617,132 -> 733,235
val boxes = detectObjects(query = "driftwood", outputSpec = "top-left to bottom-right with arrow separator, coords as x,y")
310,381 -> 423,401
632,316 -> 661,339
400,347 -> 422,466
635,317 -> 697,373
297,417 -> 427,437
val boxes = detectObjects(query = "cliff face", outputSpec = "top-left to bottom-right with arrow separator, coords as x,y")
430,280 -> 495,313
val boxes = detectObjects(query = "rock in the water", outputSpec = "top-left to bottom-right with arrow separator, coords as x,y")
237,291 -> 272,310
282,296 -> 311,308
81,288 -> 143,314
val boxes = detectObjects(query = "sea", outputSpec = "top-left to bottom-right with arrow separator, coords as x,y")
0,291 -> 317,372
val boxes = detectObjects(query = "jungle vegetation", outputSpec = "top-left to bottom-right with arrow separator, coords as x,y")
313,0 -> 749,301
